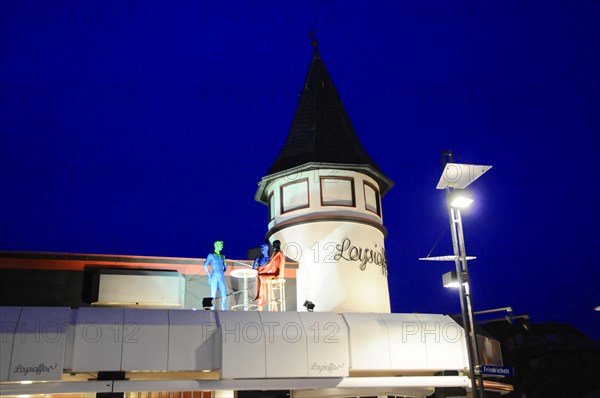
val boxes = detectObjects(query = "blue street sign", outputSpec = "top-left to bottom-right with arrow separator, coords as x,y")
479,365 -> 514,377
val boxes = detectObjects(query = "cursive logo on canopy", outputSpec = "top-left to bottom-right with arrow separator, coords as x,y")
13,363 -> 58,377
310,362 -> 345,374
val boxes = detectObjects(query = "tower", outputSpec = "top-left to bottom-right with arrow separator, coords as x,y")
255,43 -> 393,312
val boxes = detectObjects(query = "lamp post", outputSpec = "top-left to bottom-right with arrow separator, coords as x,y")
447,186 -> 485,398
426,153 -> 492,398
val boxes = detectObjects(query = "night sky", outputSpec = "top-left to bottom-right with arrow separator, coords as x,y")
1,1 -> 599,342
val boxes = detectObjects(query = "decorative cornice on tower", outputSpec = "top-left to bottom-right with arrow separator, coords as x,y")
260,45 -> 393,201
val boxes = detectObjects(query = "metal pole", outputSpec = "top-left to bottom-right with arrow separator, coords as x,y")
473,307 -> 512,316
455,207 -> 486,398
446,190 -> 479,397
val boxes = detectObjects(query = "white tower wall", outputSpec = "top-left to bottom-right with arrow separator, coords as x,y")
263,167 -> 390,313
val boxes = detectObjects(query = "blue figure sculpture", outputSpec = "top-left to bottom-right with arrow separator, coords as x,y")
203,240 -> 228,310
252,243 -> 270,270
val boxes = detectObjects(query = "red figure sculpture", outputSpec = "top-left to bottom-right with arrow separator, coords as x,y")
254,240 -> 285,307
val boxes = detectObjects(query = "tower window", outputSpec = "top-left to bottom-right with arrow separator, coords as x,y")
320,177 -> 355,207
364,181 -> 381,217
268,192 -> 275,221
280,178 -> 310,214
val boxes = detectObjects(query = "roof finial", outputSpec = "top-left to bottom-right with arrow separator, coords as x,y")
308,25 -> 319,51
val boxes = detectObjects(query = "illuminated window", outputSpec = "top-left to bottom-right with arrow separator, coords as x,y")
268,192 -> 275,221
280,178 -> 309,214
364,181 -> 381,217
320,177 -> 355,207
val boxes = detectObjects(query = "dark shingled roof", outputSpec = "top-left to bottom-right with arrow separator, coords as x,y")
267,47 -> 383,176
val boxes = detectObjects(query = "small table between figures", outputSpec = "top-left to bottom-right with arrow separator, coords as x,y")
230,268 -> 258,311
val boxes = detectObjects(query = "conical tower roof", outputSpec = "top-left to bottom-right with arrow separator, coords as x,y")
268,46 -> 385,176
257,44 -> 393,204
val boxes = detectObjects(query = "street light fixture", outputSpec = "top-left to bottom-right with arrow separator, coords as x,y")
449,188 -> 474,209
442,270 -> 467,289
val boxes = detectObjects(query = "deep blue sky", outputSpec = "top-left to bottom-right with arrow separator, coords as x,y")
1,1 -> 599,342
